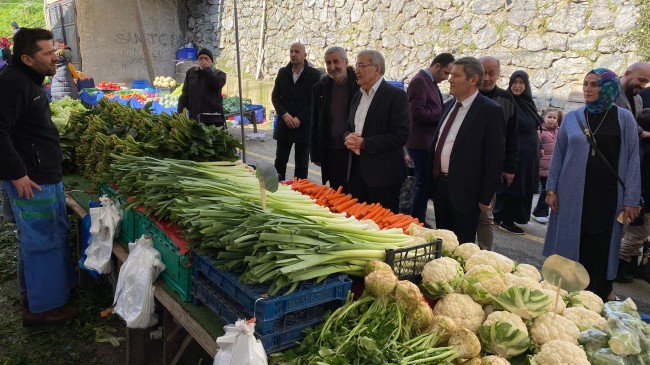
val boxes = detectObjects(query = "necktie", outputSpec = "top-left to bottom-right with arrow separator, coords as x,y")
433,101 -> 463,178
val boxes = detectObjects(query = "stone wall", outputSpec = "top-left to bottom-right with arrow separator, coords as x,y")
186,0 -> 642,110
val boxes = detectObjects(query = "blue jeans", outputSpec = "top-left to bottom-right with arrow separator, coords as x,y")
408,148 -> 430,226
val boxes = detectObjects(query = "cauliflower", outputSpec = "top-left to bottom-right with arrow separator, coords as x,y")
420,257 -> 463,298
433,293 -> 486,333
465,251 -> 515,273
461,264 -> 507,304
481,355 -> 511,365
562,306 -> 607,331
453,243 -> 481,265
493,287 -> 551,320
407,225 -> 460,256
529,339 -> 590,365
530,312 -> 581,346
540,280 -> 568,297
364,260 -> 393,276
541,288 -> 566,314
479,311 -> 530,358
459,358 -> 482,365
503,273 -> 543,290
567,290 -> 604,314
513,263 -> 542,282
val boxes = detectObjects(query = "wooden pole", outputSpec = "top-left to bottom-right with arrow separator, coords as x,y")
255,0 -> 267,80
132,0 -> 155,84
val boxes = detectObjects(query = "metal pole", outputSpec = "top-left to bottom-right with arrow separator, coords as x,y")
132,0 -> 156,84
233,0 -> 247,163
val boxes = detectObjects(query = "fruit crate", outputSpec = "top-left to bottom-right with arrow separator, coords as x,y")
140,216 -> 193,302
385,239 -> 442,283
193,254 -> 351,325
192,274 -> 321,353
98,183 -> 137,244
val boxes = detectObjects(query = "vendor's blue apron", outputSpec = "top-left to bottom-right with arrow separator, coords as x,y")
4,181 -> 73,313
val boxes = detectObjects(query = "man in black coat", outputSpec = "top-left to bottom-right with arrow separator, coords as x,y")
271,42 -> 322,180
344,50 -> 410,213
177,48 -> 227,126
311,46 -> 358,191
427,57 -> 506,243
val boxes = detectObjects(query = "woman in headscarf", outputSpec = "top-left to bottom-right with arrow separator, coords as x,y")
494,71 -> 542,234
543,68 -> 641,301
50,48 -> 78,101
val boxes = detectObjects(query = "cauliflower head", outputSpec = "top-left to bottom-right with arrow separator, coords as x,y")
479,311 -> 530,358
461,264 -> 507,304
530,312 -> 581,346
431,229 -> 460,256
432,293 -> 486,333
421,257 -> 463,298
465,251 -> 515,273
481,355 -> 511,365
562,306 -> 607,331
529,339 -> 590,365
482,311 -> 528,334
513,263 -> 542,282
453,243 -> 481,265
541,288 -> 566,314
504,273 -> 543,291
567,290 -> 604,314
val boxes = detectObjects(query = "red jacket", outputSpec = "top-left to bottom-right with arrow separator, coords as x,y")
538,127 -> 557,177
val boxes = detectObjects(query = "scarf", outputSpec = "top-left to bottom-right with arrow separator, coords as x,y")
585,68 -> 620,114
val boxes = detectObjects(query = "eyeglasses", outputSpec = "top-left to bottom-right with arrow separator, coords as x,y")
355,63 -> 375,69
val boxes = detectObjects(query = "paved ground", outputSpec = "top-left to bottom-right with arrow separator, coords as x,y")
229,122 -> 650,314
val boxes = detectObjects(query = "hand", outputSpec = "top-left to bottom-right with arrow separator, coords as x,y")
344,133 -> 364,152
198,58 -> 212,70
546,194 -> 559,212
641,131 -> 650,139
539,149 -> 544,158
479,202 -> 493,212
292,117 -> 301,128
12,176 -> 41,199
502,172 -> 515,187
623,205 -> 642,224
283,114 -> 296,128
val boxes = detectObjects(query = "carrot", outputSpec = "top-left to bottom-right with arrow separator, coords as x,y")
335,185 -> 343,194
336,198 -> 358,212
348,202 -> 366,217
364,206 -> 384,220
325,193 -> 344,201
330,194 -> 351,206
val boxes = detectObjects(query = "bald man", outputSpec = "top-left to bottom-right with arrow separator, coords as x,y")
615,62 -> 650,120
271,42 -> 322,180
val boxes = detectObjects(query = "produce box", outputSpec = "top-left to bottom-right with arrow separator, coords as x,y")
139,215 -> 193,302
193,274 -> 324,354
385,239 -> 442,283
193,253 -> 351,334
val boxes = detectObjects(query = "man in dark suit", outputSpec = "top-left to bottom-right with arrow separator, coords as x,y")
406,52 -> 455,225
427,57 -> 506,243
271,42 -> 322,180
344,50 -> 410,212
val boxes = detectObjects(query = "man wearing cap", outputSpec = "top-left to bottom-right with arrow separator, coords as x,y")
177,48 -> 227,126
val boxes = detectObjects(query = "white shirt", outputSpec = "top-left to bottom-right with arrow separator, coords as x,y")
292,66 -> 304,83
437,90 -> 479,173
353,77 -> 384,135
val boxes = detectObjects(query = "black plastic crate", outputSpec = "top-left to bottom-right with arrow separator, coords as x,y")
385,239 -> 442,283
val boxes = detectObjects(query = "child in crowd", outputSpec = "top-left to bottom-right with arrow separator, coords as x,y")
532,108 -> 563,223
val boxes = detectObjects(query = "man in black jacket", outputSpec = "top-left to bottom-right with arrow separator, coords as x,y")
0,28 -> 77,325
311,46 -> 358,191
272,43 -> 322,180
177,48 -> 227,126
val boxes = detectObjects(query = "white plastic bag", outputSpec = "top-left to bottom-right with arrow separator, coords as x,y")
213,319 -> 267,365
84,195 -> 122,274
113,235 -> 165,328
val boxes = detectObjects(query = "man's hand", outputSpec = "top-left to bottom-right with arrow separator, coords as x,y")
198,58 -> 212,70
546,194 -> 559,212
641,131 -> 650,139
345,133 -> 363,155
12,176 -> 41,199
623,205 -> 642,224
292,116 -> 301,128
283,114 -> 296,128
502,172 -> 515,187
479,202 -> 493,212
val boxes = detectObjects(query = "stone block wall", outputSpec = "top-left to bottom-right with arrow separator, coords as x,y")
186,0 -> 643,110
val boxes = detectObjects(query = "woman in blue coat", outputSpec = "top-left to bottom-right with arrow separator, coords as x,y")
544,68 -> 641,301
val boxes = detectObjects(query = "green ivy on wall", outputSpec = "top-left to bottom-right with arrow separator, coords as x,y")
633,0 -> 650,61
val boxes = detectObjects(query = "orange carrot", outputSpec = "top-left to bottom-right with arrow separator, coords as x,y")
336,198 -> 358,212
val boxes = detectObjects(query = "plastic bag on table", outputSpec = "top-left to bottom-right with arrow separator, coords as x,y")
113,235 -> 165,328
214,319 -> 267,365
84,195 -> 122,274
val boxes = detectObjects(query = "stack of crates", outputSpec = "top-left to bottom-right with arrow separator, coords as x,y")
192,254 -> 352,353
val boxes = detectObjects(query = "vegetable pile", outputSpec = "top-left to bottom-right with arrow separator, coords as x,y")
96,81 -> 121,90
223,96 -> 252,114
50,96 -> 86,132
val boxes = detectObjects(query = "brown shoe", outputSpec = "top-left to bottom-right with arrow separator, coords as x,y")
22,306 -> 78,327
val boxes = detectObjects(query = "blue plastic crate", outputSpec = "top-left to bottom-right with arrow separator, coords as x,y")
192,275 -> 318,353
193,254 -> 351,323
176,47 -> 197,61
386,80 -> 405,90
231,104 -> 266,125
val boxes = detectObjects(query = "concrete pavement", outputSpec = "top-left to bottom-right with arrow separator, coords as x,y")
229,121 -> 650,313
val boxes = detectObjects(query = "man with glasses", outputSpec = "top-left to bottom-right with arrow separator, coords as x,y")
344,50 -> 410,212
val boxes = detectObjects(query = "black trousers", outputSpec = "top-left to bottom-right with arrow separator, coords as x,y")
348,156 -> 401,213
432,177 -> 480,243
580,230 -> 614,301
532,177 -> 549,217
324,148 -> 349,193
274,141 -> 310,180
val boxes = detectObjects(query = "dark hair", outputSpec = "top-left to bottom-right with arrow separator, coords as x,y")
638,108 -> 650,132
453,57 -> 484,85
430,53 -> 455,68
12,28 -> 53,62
54,38 -> 64,44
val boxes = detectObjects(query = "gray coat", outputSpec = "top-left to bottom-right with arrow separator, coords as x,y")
51,58 -> 78,101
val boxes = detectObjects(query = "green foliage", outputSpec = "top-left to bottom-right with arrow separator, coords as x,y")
0,0 -> 45,37
632,0 -> 650,61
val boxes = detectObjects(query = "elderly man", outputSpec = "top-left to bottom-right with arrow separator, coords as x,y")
272,42 -> 322,180
344,50 -> 410,212
476,56 -> 519,247
406,52 -> 455,225
311,46 -> 358,191
427,57 -> 506,243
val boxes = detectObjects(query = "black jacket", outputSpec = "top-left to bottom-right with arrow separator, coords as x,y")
0,62 -> 63,184
177,66 -> 227,122
480,86 -> 519,174
272,61 -> 322,143
311,68 -> 358,180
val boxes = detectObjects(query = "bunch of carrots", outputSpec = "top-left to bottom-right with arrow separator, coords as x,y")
290,178 -> 422,233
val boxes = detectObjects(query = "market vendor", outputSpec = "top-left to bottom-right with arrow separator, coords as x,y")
177,48 -> 227,126
0,28 -> 77,326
